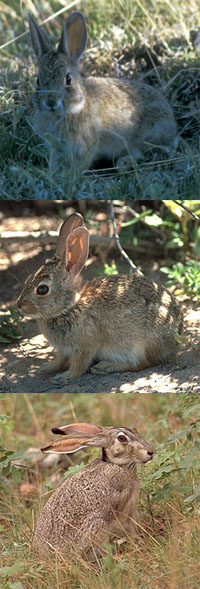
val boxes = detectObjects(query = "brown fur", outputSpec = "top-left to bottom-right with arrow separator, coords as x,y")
33,423 -> 155,555
16,213 -> 183,386
28,12 -> 177,171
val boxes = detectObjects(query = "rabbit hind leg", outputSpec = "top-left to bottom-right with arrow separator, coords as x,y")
90,357 -> 153,375
116,148 -> 143,169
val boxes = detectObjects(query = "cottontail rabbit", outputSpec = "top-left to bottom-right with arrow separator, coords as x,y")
28,11 -> 177,171
33,422 -> 155,554
17,212 -> 183,386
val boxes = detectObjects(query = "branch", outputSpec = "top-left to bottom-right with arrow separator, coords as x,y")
108,201 -> 142,274
174,201 -> 200,223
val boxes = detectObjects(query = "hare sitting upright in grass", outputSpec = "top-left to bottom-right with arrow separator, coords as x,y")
28,11 -> 177,171
16,212 -> 183,386
33,422 -> 155,555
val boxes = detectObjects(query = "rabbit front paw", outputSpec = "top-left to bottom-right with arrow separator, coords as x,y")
50,372 -> 72,386
39,362 -> 56,375
90,360 -> 117,374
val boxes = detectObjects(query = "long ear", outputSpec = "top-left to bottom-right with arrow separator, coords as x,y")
42,423 -> 103,454
28,13 -> 53,59
57,11 -> 87,60
52,423 -> 103,436
41,437 -> 92,454
55,213 -> 83,259
41,430 -> 109,455
65,227 -> 89,275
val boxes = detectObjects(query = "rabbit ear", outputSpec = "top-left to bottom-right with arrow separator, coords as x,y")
28,13 -> 53,59
65,227 -> 89,276
52,423 -> 103,436
41,429 -> 109,455
41,437 -> 92,454
42,424 -> 106,455
57,11 -> 87,60
55,213 -> 83,259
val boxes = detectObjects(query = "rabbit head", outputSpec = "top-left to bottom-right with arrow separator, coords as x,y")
41,422 -> 155,466
16,213 -> 89,319
28,12 -> 87,116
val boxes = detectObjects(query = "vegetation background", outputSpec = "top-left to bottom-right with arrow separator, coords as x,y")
1,199 -> 200,393
0,0 -> 200,199
0,392 -> 200,588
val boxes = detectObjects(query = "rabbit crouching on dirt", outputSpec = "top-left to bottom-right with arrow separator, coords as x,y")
33,422 -> 155,554
28,11 -> 177,171
16,213 -> 183,386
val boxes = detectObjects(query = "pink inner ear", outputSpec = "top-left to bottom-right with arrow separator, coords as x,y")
65,227 -> 89,275
56,213 -> 83,259
58,12 -> 87,60
65,234 -> 81,272
41,437 -> 89,454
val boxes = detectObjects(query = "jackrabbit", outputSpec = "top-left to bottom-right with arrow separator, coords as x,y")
33,422 -> 155,554
17,212 -> 183,386
28,11 -> 177,171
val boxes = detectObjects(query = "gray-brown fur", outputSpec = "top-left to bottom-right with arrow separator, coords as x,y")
32,423 -> 155,554
28,11 -> 177,170
16,213 -> 183,386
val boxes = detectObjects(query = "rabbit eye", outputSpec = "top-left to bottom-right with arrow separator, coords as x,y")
66,73 -> 71,86
36,284 -> 49,296
117,434 -> 128,443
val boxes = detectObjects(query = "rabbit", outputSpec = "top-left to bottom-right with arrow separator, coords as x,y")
28,11 -> 177,172
32,421 -> 155,554
16,212 -> 183,387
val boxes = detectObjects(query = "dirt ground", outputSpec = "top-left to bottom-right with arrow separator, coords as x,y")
0,210 -> 200,394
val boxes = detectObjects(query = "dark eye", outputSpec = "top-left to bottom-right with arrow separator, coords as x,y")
36,78 -> 40,88
66,73 -> 71,86
36,284 -> 49,296
117,434 -> 128,443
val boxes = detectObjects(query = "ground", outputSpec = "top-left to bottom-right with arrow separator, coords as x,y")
1,208 -> 199,394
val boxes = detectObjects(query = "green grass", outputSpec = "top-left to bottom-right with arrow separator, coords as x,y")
1,393 -> 200,587
0,0 -> 200,199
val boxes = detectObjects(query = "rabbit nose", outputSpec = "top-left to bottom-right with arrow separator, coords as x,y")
42,96 -> 63,111
46,97 -> 58,109
147,449 -> 154,459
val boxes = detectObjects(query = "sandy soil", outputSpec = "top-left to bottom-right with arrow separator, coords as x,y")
1,212 -> 199,394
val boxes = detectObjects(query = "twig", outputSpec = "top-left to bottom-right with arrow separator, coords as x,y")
23,393 -> 45,442
174,201 -> 200,223
108,201 -> 142,274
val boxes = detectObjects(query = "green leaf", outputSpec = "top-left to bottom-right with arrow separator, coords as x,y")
0,563 -> 23,577
142,213 -> 163,227
64,461 -> 85,478
11,466 -> 21,483
184,492 -> 200,504
2,464 -> 11,476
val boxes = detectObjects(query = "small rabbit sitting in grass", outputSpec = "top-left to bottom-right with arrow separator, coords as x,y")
32,422 -> 155,555
28,11 -> 177,171
16,213 -> 183,386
